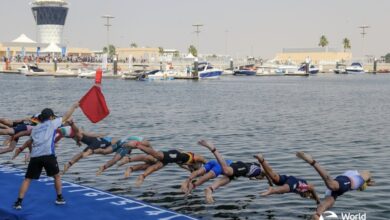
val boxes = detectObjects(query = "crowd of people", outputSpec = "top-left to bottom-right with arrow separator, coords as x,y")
0,102 -> 374,220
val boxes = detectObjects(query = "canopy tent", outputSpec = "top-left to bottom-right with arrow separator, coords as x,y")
12,34 -> 36,43
185,53 -> 195,59
41,42 -> 62,53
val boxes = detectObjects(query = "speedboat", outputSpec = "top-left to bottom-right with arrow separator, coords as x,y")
333,64 -> 347,74
54,68 -> 80,77
275,64 -> 299,74
197,62 -> 223,79
146,70 -> 175,81
297,63 -> 319,74
79,69 -> 121,79
346,62 -> 365,74
233,64 -> 257,76
18,64 -> 52,76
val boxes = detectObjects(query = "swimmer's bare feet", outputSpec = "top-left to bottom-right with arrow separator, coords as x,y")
254,153 -> 265,163
135,174 -> 145,187
198,140 -> 216,152
204,187 -> 215,204
124,167 -> 133,179
296,151 -> 315,165
186,182 -> 195,196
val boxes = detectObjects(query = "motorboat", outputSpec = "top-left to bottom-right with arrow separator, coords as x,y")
233,64 -> 257,76
197,62 -> 223,79
54,68 -> 80,77
18,63 -> 53,76
146,70 -> 175,81
333,64 -> 347,74
79,69 -> 121,79
275,64 -> 299,74
256,63 -> 284,76
346,62 -> 365,74
297,63 -> 319,74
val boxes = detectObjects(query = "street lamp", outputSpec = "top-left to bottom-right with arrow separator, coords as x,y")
192,24 -> 203,56
102,15 -> 115,55
358,25 -> 370,60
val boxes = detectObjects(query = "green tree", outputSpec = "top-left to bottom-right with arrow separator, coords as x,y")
103,44 -> 116,57
188,45 -> 197,57
385,53 -> 390,63
173,51 -> 180,57
318,35 -> 329,48
158,47 -> 164,55
342,38 -> 351,52
130,43 -> 138,48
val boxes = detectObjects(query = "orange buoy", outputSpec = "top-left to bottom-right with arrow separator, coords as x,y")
95,68 -> 103,84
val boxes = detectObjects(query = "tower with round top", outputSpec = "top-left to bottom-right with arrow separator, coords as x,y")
31,0 -> 68,44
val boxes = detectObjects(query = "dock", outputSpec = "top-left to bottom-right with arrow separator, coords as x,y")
0,165 -> 197,220
174,76 -> 198,80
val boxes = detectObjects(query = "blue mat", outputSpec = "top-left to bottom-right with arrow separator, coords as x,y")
0,165 -> 197,220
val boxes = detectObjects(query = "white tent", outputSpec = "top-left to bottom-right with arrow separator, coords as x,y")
41,42 -> 62,53
12,34 -> 36,43
185,53 -> 195,59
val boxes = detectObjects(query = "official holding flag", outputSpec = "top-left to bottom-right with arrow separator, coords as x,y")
13,102 -> 79,210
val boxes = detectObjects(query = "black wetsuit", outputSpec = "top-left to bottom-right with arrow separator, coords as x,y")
229,162 -> 260,180
81,135 -> 111,152
161,150 -> 192,165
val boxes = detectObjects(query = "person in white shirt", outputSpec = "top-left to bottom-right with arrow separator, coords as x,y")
13,102 -> 79,210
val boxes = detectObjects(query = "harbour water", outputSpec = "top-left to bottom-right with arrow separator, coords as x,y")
0,74 -> 389,219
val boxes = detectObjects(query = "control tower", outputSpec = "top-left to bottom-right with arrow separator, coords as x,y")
31,0 -> 68,44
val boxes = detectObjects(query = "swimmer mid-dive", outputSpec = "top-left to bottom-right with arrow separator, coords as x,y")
296,151 -> 374,220
62,120 -> 115,174
198,140 -> 265,203
132,142 -> 206,187
95,136 -> 148,176
180,159 -> 233,196
0,115 -> 40,155
254,153 -> 320,204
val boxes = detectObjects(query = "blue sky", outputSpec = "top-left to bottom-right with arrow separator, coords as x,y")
1,0 -> 389,58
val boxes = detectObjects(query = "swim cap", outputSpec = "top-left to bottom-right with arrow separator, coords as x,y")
247,163 -> 262,178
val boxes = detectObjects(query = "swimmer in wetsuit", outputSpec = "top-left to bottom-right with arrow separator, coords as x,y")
0,115 -> 40,154
296,151 -> 374,220
132,142 -> 206,187
95,136 -> 150,176
254,153 -> 320,204
198,140 -> 265,203
180,159 -> 233,196
62,120 -> 115,174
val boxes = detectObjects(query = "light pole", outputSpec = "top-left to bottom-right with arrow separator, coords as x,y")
102,15 -> 115,56
358,25 -> 370,59
225,29 -> 229,55
192,24 -> 203,57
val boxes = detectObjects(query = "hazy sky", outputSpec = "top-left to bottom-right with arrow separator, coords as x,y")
1,0 -> 389,58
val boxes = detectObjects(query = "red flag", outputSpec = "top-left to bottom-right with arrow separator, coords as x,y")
79,85 -> 110,123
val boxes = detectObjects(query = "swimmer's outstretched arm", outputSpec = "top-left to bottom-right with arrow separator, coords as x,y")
198,140 -> 234,176
181,167 -> 206,193
313,196 -> 336,220
62,102 -> 79,123
261,185 -> 290,196
96,153 -> 122,176
308,184 -> 320,204
12,139 -> 32,160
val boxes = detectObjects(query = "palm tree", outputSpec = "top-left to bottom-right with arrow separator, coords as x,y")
130,43 -> 138,48
158,47 -> 164,55
103,44 -> 116,57
188,45 -> 197,57
342,38 -> 351,52
318,35 -> 329,48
